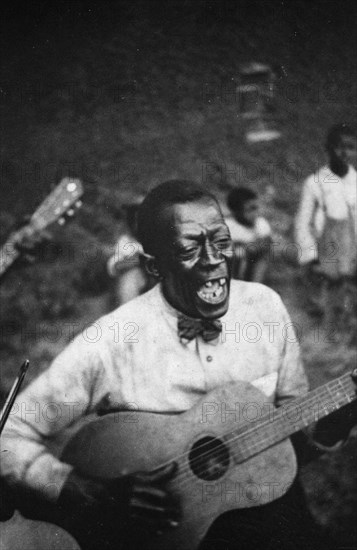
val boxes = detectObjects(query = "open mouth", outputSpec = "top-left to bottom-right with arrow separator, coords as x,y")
196,278 -> 228,304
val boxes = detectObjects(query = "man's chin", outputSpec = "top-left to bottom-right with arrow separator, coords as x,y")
194,294 -> 230,319
193,277 -> 230,319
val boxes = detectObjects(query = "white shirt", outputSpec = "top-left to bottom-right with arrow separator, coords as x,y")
226,216 -> 271,245
1,281 -> 307,501
295,165 -> 357,265
107,233 -> 143,276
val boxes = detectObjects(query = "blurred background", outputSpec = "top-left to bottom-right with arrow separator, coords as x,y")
1,0 -> 356,546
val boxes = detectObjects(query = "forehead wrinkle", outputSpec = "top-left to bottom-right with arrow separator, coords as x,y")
177,221 -> 228,242
159,200 -> 226,248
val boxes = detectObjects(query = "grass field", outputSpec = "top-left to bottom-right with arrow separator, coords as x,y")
1,1 -> 356,546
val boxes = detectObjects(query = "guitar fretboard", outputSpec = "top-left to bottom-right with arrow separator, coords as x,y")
228,372 -> 356,463
0,178 -> 82,278
0,239 -> 20,277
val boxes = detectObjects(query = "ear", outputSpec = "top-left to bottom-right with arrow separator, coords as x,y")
142,253 -> 163,280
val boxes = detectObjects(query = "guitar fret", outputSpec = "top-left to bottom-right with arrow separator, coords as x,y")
229,372 -> 356,463
326,385 -> 339,410
338,378 -> 352,403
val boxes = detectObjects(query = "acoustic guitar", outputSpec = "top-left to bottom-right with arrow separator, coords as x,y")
0,177 -> 83,278
60,369 -> 357,550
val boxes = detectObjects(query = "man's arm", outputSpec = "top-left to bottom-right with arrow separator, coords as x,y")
274,295 -> 309,405
0,333 -> 100,501
0,325 -> 180,533
294,178 -> 319,265
274,295 -> 356,454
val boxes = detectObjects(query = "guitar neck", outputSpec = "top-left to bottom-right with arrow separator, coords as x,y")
0,238 -> 20,277
0,224 -> 38,278
232,372 -> 356,463
0,201 -> 55,278
0,178 -> 83,279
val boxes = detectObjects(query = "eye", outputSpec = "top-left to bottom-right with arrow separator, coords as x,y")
177,247 -> 198,260
214,237 -> 232,250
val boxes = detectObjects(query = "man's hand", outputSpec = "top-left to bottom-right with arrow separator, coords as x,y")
310,370 -> 357,450
58,463 -> 179,536
0,478 -> 15,521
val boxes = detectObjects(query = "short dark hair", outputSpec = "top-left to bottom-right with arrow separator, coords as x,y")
137,180 -> 219,255
326,123 -> 356,151
227,187 -> 257,212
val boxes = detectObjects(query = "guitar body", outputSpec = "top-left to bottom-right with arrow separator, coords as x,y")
63,381 -> 297,550
0,511 -> 80,550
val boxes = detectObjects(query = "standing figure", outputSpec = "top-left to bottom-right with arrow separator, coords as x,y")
1,181 -> 355,550
295,124 -> 356,318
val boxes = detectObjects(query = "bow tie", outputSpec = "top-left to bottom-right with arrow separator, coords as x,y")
178,315 -> 222,343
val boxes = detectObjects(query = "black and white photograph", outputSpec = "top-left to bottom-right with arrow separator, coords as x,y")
0,1 -> 356,549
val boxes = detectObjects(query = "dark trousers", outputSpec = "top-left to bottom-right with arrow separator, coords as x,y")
199,481 -> 334,550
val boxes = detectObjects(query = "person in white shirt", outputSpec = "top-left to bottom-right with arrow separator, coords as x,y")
1,180 -> 355,550
295,124 -> 356,314
107,201 -> 155,306
225,187 -> 272,283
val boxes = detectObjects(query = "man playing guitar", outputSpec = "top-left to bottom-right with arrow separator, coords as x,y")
1,180 -> 356,550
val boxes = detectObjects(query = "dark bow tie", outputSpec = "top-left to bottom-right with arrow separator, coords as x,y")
178,315 -> 222,343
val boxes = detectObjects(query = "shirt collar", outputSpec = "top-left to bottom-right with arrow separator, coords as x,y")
157,283 -> 221,346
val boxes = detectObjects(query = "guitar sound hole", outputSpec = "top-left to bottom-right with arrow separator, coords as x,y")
189,436 -> 229,480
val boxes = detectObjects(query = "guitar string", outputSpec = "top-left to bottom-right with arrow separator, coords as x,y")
169,374 -> 353,471
89,376 -> 353,492
173,383 -> 355,491
172,387 -> 356,494
142,375 -> 355,489
173,382 -> 355,492
174,375 -> 355,480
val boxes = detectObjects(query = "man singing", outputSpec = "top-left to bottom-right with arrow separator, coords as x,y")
1,180 -> 355,549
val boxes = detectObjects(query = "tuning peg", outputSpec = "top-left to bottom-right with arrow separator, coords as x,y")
75,200 -> 82,208
58,217 -> 65,226
67,209 -> 74,216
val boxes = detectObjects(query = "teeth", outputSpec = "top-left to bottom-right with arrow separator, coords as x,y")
197,281 -> 226,303
198,278 -> 227,304
203,278 -> 226,288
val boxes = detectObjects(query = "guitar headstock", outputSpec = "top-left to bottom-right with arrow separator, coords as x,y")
30,178 -> 84,231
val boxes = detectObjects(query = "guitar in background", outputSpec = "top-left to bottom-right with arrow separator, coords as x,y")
0,178 -> 83,278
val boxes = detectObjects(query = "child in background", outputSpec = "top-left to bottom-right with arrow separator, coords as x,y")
295,123 -> 356,319
295,124 -> 356,280
107,202 -> 155,306
226,187 -> 272,283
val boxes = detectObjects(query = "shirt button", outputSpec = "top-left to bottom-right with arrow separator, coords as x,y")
206,355 -> 213,362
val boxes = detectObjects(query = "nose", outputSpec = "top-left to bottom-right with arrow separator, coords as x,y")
346,147 -> 357,160
199,241 -> 224,267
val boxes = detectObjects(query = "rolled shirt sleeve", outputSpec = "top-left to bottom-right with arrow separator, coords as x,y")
0,281 -> 344,505
0,333 -> 103,502
272,293 -> 353,451
273,294 -> 309,406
